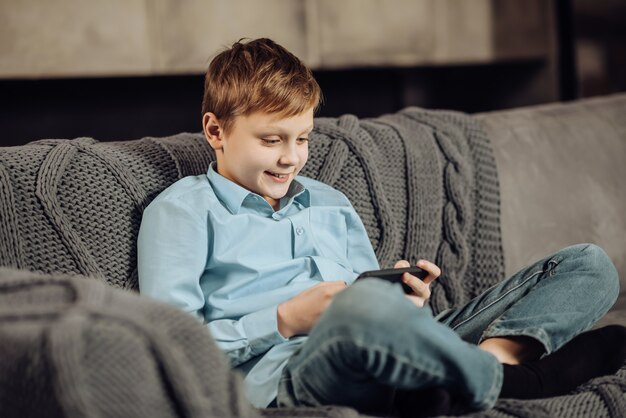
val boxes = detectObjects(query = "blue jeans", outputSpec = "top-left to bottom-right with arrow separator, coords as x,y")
276,244 -> 619,414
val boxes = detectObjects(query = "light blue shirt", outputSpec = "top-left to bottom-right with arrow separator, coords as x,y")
137,162 -> 379,407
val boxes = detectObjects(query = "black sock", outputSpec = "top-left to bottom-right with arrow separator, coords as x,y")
499,325 -> 626,399
393,386 -> 468,418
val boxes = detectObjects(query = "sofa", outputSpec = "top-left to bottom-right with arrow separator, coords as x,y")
0,93 -> 625,418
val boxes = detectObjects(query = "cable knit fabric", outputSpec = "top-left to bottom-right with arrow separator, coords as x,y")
0,108 -> 504,313
1,108 -> 625,417
0,267 -> 264,418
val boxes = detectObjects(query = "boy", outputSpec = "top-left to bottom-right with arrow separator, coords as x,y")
138,38 -> 626,416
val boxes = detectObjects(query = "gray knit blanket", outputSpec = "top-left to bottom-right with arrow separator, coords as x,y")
0,108 -> 504,313
1,108 -> 625,417
0,267 -> 260,418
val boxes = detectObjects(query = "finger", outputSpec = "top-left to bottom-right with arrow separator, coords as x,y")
404,294 -> 426,308
402,273 -> 431,299
417,259 -> 441,277
394,259 -> 411,268
416,259 -> 442,284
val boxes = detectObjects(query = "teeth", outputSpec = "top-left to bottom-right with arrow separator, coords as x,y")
269,172 -> 288,178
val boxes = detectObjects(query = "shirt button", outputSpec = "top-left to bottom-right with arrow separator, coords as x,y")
295,227 -> 304,235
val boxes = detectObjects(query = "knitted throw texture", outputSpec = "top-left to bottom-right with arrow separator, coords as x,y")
0,268 -> 261,418
0,108 -> 504,313
1,108 -> 625,418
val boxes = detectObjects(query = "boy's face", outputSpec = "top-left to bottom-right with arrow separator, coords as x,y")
203,108 -> 314,210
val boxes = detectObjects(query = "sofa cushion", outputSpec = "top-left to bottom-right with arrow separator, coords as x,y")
478,93 -> 626,327
478,93 -> 626,296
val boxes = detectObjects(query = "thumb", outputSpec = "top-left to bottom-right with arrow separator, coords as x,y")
394,260 -> 410,268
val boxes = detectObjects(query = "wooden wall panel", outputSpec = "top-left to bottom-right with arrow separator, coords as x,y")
0,0 -> 152,77
0,0 -> 555,78
151,0 -> 308,74
313,0 -> 435,68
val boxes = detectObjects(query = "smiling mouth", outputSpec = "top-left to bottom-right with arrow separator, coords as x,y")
266,171 -> 291,179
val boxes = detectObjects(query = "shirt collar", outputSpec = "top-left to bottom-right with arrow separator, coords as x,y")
206,162 -> 310,214
282,179 -> 310,209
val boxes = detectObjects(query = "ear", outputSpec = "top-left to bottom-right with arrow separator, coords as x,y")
202,112 -> 224,151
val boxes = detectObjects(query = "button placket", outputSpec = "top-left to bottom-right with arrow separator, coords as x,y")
291,212 -> 313,259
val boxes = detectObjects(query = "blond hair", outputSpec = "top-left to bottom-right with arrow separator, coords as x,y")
202,38 -> 322,134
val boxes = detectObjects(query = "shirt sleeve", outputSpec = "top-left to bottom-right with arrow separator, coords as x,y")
137,198 -> 207,317
138,197 -> 287,367
207,305 -> 288,367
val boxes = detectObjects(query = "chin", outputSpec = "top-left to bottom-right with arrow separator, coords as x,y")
267,192 -> 288,201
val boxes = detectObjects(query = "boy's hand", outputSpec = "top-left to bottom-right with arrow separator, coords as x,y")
277,281 -> 347,338
396,259 -> 441,308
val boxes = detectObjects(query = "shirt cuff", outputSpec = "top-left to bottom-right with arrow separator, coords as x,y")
241,305 -> 288,356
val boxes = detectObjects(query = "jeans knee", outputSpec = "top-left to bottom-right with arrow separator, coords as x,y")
579,243 -> 620,303
323,279 -> 416,337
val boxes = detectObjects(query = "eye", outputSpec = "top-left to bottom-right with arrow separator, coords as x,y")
262,138 -> 280,145
297,137 -> 309,143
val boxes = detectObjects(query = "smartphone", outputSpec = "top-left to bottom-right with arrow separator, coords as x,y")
356,266 -> 428,294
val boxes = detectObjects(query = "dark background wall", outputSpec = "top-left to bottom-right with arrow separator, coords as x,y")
1,0 -> 624,147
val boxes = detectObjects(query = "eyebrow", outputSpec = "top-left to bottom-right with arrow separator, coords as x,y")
259,125 -> 314,136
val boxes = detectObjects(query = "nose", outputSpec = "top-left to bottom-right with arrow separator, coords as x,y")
278,142 -> 299,166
